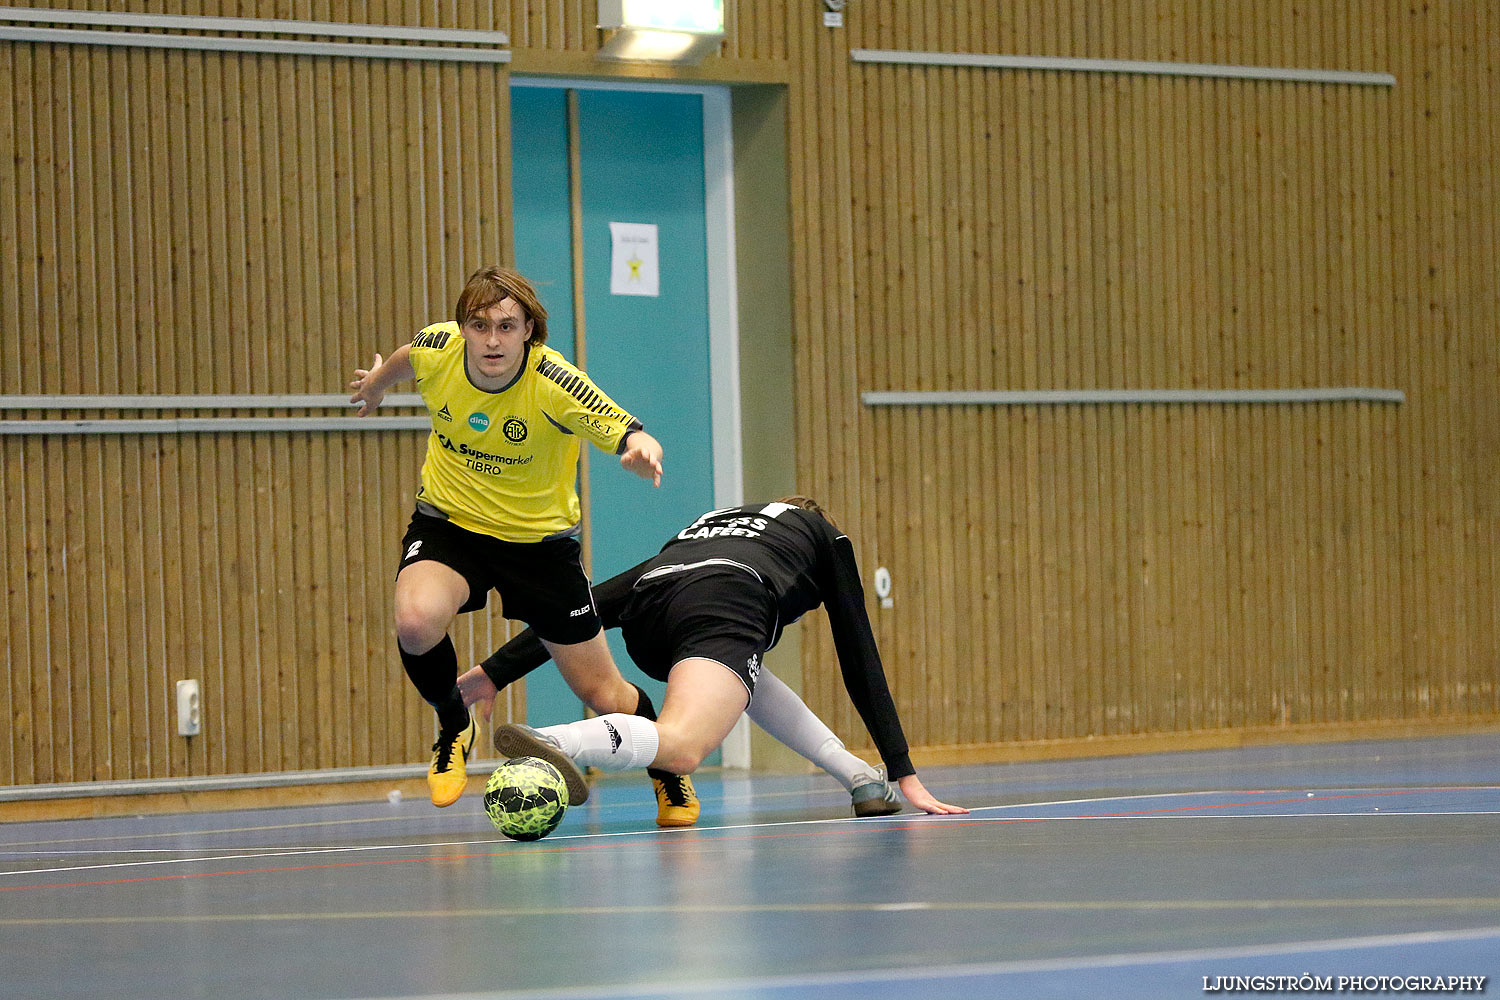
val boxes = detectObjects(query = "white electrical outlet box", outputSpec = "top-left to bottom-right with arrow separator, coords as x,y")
176,679 -> 201,736
874,567 -> 893,608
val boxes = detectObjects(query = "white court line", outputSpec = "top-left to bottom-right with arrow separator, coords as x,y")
0,781 -> 871,850
0,843 -> 499,878
9,806 -> 1498,861
5,788 -> 1495,878
0,848 -> 293,855
910,810 -> 1500,822
0,793 -> 1248,874
0,790 -> 1228,860
347,925 -> 1500,1000
6,783 -> 1494,852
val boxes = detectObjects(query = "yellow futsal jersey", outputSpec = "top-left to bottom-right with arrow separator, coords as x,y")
407,322 -> 642,543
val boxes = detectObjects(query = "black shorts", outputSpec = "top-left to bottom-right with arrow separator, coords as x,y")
397,511 -> 600,645
617,567 -> 776,699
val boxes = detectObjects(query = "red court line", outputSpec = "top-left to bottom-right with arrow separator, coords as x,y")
0,787 -> 1472,894
992,787 -> 1444,821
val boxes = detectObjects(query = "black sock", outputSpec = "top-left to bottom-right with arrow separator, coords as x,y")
635,684 -> 679,781
632,683 -> 658,721
399,635 -> 468,733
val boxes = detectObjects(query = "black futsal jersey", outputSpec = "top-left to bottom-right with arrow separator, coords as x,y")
639,502 -> 864,649
483,501 -> 915,780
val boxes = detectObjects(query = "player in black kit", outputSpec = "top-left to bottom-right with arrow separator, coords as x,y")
460,497 -> 966,816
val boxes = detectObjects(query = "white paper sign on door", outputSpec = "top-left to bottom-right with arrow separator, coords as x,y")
609,221 -> 660,297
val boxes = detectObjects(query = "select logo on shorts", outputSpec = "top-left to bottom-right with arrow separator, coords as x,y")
467,412 -> 491,433
502,416 -> 528,443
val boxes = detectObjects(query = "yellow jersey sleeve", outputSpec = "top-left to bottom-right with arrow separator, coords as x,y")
531,348 -> 642,455
408,321 -> 461,383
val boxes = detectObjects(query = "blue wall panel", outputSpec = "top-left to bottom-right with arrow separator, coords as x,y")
510,85 -> 718,742
577,91 -> 717,742
509,86 -> 580,727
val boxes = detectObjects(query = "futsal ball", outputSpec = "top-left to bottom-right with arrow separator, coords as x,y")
484,756 -> 569,841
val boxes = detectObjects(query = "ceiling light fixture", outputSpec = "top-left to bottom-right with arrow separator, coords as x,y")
597,0 -> 725,65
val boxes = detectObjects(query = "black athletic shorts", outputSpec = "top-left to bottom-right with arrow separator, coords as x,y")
617,566 -> 776,699
397,511 -> 601,645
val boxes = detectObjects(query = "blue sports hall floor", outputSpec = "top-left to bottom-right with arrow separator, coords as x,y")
2,733 -> 1497,999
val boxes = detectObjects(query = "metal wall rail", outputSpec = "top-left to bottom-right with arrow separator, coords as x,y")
0,7 -> 508,45
1,417 -> 431,434
0,393 -> 423,410
0,763 -> 429,802
0,7 -> 512,62
861,388 -> 1407,406
0,394 -> 429,434
850,49 -> 1395,87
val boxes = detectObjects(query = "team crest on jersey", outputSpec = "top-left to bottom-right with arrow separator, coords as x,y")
468,412 -> 490,433
502,416 -> 528,443
435,403 -> 452,422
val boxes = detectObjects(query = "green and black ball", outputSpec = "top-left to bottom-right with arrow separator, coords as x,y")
484,756 -> 569,841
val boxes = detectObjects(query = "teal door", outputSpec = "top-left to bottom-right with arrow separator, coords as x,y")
510,83 -> 724,731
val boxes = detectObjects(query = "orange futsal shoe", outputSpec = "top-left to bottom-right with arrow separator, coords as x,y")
427,717 -> 477,808
649,768 -> 700,827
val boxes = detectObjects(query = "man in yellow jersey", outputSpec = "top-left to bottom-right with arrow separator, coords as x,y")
349,265 -> 697,822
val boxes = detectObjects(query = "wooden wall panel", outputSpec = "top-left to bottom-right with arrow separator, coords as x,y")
0,8 -> 519,785
782,1 -> 1499,756
2,1 -> 1498,790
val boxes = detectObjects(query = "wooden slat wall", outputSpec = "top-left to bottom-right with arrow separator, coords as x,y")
791,1 -> 1500,754
2,1 -> 1497,788
0,2 -> 520,785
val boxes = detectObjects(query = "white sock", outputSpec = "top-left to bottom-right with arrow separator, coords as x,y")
539,714 -> 659,771
746,671 -> 880,792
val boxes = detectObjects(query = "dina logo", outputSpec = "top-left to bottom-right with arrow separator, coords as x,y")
468,412 -> 491,433
502,416 -> 528,443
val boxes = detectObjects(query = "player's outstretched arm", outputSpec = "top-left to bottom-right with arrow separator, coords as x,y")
619,429 -> 663,487
896,774 -> 969,815
348,344 -> 415,416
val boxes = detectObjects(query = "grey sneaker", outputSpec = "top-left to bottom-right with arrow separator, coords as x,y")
494,723 -> 591,805
850,767 -> 901,817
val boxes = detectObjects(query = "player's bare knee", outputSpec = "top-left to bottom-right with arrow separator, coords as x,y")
393,605 -> 446,654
